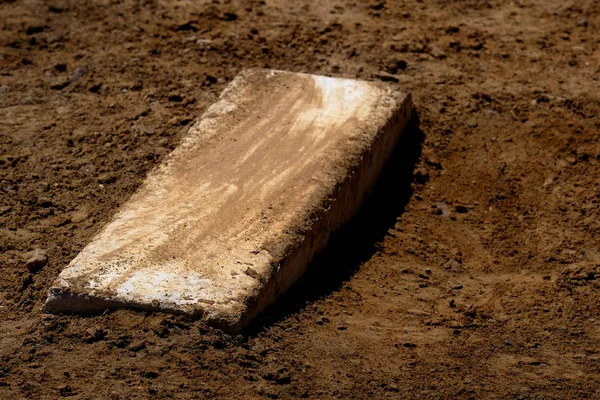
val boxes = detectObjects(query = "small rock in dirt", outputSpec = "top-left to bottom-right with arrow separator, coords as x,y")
46,33 -> 63,44
97,173 -> 116,184
448,321 -> 463,329
71,210 -> 89,224
24,248 -> 48,273
430,46 -> 446,59
576,18 -> 588,27
128,340 -> 146,352
38,182 -> 50,192
467,119 -> 478,128
84,327 -> 106,343
504,339 -> 513,346
68,66 -> 88,83
566,156 -> 577,165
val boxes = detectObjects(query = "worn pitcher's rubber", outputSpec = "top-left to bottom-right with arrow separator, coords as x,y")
44,69 -> 412,332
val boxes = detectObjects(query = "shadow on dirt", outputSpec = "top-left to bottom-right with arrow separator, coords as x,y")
247,110 -> 425,335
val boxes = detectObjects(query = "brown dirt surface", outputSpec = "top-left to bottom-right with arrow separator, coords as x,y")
1,0 -> 599,398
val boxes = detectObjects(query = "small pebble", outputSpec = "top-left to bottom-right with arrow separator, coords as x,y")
128,340 -> 146,352
24,248 -> 48,273
71,210 -> 89,224
46,33 -> 63,44
430,46 -> 446,59
69,66 -> 88,82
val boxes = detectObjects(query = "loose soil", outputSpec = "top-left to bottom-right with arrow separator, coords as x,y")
1,0 -> 599,399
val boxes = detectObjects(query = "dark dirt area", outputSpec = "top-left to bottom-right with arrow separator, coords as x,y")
1,0 -> 600,398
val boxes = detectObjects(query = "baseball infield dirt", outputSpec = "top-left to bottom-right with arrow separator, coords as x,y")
1,0 -> 599,399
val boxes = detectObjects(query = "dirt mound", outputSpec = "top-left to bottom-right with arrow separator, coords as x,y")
1,0 -> 599,398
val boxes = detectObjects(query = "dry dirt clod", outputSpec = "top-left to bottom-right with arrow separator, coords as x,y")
57,384 -> 74,396
413,167 -> 430,184
23,248 -> 48,273
385,57 -> 408,74
128,340 -> 146,352
151,320 -> 170,338
83,327 -> 106,343
1,0 -> 599,398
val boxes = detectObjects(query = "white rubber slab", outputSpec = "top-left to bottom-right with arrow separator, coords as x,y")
45,69 -> 412,332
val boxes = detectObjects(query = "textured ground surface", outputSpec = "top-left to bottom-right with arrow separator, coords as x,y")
1,0 -> 599,399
